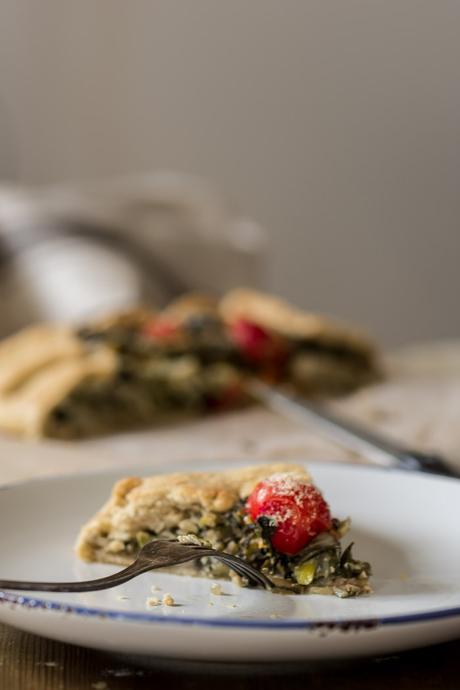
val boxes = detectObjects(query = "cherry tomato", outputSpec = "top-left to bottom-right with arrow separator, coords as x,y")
246,476 -> 332,555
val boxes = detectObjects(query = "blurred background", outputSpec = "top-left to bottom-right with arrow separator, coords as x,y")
1,0 -> 459,345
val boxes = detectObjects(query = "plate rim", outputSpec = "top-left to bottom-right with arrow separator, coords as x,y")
1,590 -> 460,631
1,462 -> 459,632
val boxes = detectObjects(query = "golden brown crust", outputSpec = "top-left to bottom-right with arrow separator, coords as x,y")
0,325 -> 85,396
0,347 -> 117,438
219,288 -> 376,358
160,292 -> 219,324
76,463 -> 309,563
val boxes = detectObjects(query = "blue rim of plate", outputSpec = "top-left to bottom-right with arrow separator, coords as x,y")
0,590 -> 460,630
0,462 -> 459,632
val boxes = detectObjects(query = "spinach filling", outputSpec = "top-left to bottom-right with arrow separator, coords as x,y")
293,339 -> 372,366
77,316 -> 377,404
77,315 -> 241,368
46,355 -> 244,438
69,317 -> 378,438
117,502 -> 371,598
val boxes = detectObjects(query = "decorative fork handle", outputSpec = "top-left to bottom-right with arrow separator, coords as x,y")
0,541 -> 273,593
249,380 -> 460,479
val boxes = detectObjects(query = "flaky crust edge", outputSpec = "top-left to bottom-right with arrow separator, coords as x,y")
219,288 -> 377,358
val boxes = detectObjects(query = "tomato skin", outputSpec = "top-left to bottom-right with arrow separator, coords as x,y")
246,478 -> 332,555
229,319 -> 272,361
142,318 -> 179,341
228,319 -> 290,380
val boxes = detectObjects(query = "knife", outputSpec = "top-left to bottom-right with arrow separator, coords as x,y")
249,379 -> 460,479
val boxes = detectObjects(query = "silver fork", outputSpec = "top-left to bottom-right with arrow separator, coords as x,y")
0,540 -> 273,593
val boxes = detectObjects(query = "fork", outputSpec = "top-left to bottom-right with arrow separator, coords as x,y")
0,540 -> 273,593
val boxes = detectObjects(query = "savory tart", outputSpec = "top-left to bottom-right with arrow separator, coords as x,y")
0,300 -> 244,439
0,288 -> 380,439
76,463 -> 371,597
220,288 -> 380,394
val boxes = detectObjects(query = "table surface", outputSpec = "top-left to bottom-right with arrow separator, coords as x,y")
0,623 -> 459,690
1,341 -> 460,689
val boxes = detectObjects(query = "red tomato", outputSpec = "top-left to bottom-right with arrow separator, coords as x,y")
246,476 -> 332,555
229,318 -> 289,374
230,319 -> 272,360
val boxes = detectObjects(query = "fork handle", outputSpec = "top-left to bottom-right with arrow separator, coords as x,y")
0,545 -> 273,594
0,560 -> 155,593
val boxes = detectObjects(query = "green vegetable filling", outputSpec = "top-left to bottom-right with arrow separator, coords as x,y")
118,504 -> 371,598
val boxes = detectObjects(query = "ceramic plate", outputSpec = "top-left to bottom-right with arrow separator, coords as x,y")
0,461 -> 459,662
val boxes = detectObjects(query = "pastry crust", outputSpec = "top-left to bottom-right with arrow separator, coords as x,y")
220,288 -> 376,358
0,330 -> 117,438
76,462 -> 309,564
160,292 -> 219,323
0,325 -> 84,396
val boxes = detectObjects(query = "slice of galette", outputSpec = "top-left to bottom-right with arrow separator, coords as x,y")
76,463 -> 371,598
220,288 -> 381,395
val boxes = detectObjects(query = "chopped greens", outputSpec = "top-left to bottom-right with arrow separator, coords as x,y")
112,503 -> 371,598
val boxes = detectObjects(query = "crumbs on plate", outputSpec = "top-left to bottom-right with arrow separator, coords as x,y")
146,597 -> 161,607
146,592 -> 176,607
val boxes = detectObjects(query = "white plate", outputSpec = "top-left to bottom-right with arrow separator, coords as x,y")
0,461 -> 459,662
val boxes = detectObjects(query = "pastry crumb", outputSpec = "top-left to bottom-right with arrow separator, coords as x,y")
146,597 -> 161,607
229,573 -> 245,587
151,584 -> 161,592
210,583 -> 223,596
208,601 -> 214,606
269,613 -> 282,619
162,593 -> 175,606
105,539 -> 124,554
225,603 -> 237,609
116,595 -> 130,601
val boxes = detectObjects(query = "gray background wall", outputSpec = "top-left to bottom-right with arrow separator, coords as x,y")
1,0 -> 459,345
